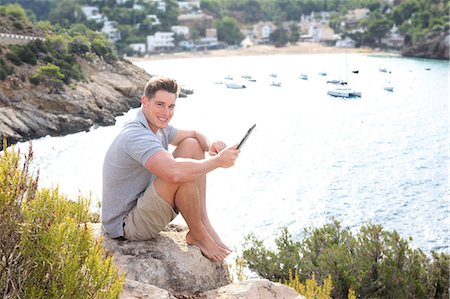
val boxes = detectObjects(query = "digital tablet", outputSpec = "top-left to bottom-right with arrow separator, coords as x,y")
237,124 -> 256,149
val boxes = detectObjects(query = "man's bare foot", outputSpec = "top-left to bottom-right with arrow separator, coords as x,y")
204,225 -> 232,253
186,231 -> 230,261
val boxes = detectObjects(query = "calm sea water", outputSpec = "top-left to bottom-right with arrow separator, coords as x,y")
16,53 -> 449,256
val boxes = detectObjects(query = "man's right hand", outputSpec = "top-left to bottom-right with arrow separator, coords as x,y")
216,146 -> 240,168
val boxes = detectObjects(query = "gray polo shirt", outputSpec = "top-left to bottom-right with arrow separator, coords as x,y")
101,109 -> 177,238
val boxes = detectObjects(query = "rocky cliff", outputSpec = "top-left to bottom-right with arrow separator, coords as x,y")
402,29 -> 449,60
0,56 -> 149,149
90,223 -> 305,299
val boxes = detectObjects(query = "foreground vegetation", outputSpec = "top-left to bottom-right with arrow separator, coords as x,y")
0,142 -> 123,298
242,220 -> 449,298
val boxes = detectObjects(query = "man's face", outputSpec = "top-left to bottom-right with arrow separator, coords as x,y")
141,90 -> 176,133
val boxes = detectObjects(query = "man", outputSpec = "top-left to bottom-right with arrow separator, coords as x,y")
102,76 -> 239,261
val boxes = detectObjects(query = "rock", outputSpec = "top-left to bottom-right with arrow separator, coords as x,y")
90,223 -> 231,298
202,279 -> 305,299
120,279 -> 176,299
402,29 -> 449,60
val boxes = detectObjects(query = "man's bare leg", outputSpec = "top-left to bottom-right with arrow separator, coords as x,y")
197,174 -> 231,252
154,137 -> 230,260
174,181 -> 229,261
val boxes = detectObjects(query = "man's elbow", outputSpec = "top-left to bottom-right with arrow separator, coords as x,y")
164,171 -> 184,184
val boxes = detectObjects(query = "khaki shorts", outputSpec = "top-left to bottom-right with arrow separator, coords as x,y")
123,181 -> 177,241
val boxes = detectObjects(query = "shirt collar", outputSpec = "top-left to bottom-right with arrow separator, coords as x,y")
136,109 -> 152,131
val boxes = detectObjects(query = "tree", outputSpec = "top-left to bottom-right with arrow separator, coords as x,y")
0,3 -> 30,24
214,16 -> 244,46
31,63 -> 65,93
49,0 -> 86,28
361,10 -> 393,46
270,27 -> 289,47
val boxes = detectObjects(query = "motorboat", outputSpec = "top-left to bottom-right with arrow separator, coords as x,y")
299,74 -> 308,80
327,86 -> 361,98
270,81 -> 281,87
327,79 -> 347,85
225,81 -> 246,89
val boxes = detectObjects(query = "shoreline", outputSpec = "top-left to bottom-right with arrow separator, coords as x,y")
127,43 -> 394,63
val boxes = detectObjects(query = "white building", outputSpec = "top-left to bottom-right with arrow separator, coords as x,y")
80,5 -> 105,23
252,22 -> 276,43
171,25 -> 190,37
129,43 -> 146,54
101,20 -> 121,42
147,14 -> 161,26
177,1 -> 200,11
148,0 -> 166,12
195,36 -> 218,49
147,32 -> 175,52
335,37 -> 356,48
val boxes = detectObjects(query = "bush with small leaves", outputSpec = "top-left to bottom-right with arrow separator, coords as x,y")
0,140 -> 124,298
242,220 -> 449,299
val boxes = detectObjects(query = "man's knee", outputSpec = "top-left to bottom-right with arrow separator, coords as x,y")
174,137 -> 205,159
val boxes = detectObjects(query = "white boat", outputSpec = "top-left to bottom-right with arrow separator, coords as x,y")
270,81 -> 281,87
383,85 -> 394,92
327,86 -> 361,98
299,74 -> 308,80
327,79 -> 347,85
382,57 -> 394,92
225,81 -> 246,89
327,52 -> 361,98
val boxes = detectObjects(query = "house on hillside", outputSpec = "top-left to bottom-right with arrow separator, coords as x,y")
129,43 -> 146,55
344,8 -> 369,29
102,21 -> 121,42
146,14 -> 161,27
381,25 -> 404,49
336,37 -> 356,48
177,1 -> 200,12
80,5 -> 106,23
309,23 -> 339,44
147,32 -> 175,52
252,21 -> 276,44
148,0 -> 166,12
171,25 -> 190,37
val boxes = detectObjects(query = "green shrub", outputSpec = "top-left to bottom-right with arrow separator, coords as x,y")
8,44 -> 37,65
31,63 -> 65,92
242,220 -> 450,299
5,51 -> 22,65
0,141 -> 124,298
0,58 -> 13,80
12,20 -> 23,30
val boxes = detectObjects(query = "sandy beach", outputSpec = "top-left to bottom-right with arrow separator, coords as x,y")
127,42 -> 385,62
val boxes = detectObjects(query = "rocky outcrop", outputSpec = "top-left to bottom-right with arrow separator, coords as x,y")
0,57 -> 149,148
402,29 -> 449,60
90,223 -> 305,299
91,223 -> 231,297
203,279 -> 304,299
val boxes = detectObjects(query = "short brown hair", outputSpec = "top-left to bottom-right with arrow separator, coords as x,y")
143,76 -> 180,99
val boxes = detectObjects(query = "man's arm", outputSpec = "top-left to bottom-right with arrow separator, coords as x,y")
144,148 -> 237,184
171,129 -> 210,151
171,129 -> 228,156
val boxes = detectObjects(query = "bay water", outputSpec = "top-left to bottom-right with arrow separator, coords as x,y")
16,53 -> 449,256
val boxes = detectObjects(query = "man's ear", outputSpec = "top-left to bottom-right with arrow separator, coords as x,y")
141,95 -> 147,106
